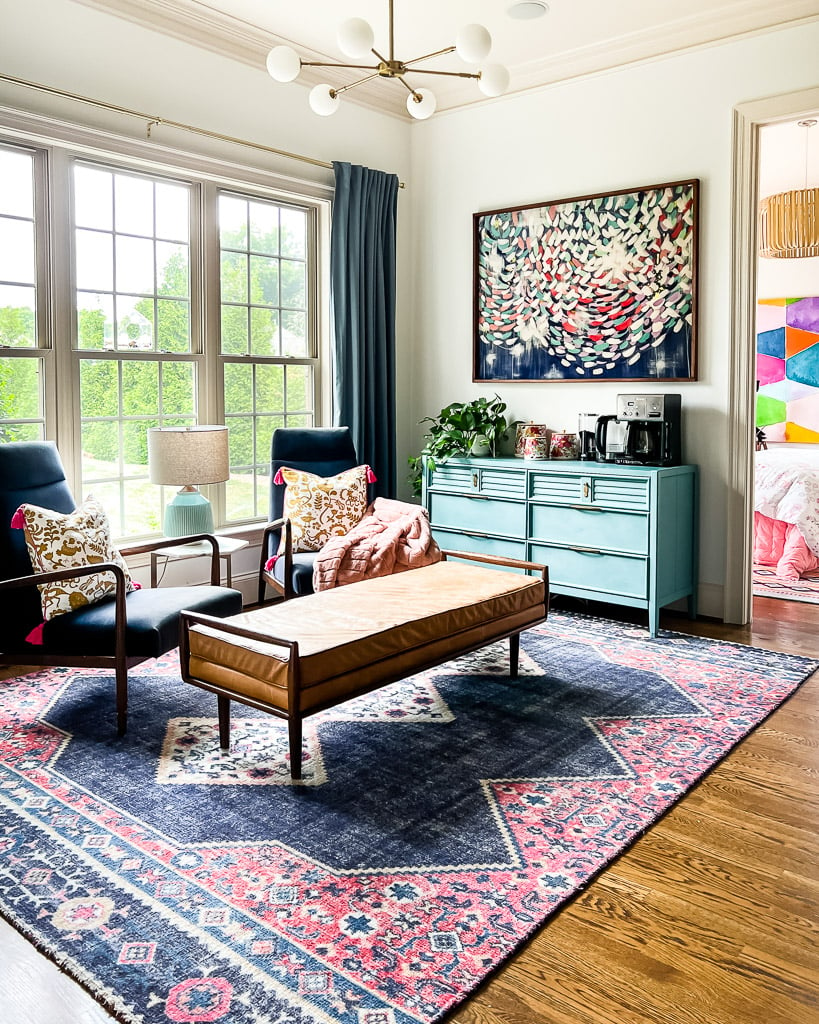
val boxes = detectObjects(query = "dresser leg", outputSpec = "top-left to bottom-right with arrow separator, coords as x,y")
648,604 -> 660,638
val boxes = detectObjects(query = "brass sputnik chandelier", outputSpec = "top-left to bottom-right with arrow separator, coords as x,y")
759,118 -> 819,259
265,0 -> 510,120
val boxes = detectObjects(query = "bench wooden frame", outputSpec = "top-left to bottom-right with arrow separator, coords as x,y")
179,551 -> 549,780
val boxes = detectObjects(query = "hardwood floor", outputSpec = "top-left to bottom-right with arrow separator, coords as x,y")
1,597 -> 817,1024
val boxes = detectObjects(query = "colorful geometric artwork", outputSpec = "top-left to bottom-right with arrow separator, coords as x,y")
757,298 -> 819,442
473,180 -> 699,382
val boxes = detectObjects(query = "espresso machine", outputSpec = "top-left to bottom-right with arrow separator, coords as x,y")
595,394 -> 682,466
577,413 -> 599,460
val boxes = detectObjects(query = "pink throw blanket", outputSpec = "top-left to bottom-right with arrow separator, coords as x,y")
313,498 -> 442,592
754,511 -> 819,581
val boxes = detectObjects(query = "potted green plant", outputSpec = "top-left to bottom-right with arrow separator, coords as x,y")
408,395 -> 508,497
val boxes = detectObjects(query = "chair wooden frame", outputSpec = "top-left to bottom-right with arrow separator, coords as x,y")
0,533 -> 222,735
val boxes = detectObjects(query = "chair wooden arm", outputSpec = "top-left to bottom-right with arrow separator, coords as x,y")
120,533 -> 221,586
258,517 -> 295,603
0,561 -> 130,659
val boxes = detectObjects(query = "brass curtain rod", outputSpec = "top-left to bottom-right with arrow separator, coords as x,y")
0,73 -> 405,187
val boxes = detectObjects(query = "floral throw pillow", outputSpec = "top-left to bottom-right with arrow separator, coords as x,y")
13,495 -> 136,621
277,465 -> 371,553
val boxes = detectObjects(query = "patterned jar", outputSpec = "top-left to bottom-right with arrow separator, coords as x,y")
515,422 -> 551,458
549,431 -> 580,460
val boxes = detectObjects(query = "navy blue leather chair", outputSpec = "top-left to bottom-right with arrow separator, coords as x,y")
0,441 -> 244,734
258,427 -> 360,602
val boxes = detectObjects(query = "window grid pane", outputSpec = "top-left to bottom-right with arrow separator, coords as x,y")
220,190 -> 316,524
74,163 -> 192,354
0,146 -> 37,349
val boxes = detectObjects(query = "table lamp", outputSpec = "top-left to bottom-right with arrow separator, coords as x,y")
147,425 -> 229,537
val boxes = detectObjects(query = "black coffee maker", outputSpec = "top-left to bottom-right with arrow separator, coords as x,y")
577,413 -> 598,461
596,394 -> 682,466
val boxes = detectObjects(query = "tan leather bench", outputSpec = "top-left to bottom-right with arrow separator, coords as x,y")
179,551 -> 549,779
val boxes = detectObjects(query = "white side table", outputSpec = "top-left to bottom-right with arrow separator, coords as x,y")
150,536 -> 249,589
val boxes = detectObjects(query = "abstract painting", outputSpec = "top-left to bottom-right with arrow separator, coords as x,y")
757,297 -> 819,442
473,180 -> 699,382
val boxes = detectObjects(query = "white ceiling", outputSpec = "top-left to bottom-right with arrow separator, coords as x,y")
79,0 -> 819,117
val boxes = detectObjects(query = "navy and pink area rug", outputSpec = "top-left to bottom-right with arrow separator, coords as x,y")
0,611 -> 815,1024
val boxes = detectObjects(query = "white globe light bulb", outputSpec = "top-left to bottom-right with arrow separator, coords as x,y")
309,84 -> 341,116
456,23 -> 492,64
265,45 -> 301,83
479,63 -> 510,97
407,88 -> 436,120
338,17 -> 374,58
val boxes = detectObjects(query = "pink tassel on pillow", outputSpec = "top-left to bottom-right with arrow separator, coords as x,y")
25,622 -> 45,646
10,508 -> 25,529
264,555 -> 279,572
273,468 -> 285,485
132,581 -> 142,590
366,467 -> 377,483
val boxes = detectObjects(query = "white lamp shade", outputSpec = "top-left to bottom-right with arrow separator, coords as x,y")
309,84 -> 341,116
479,63 -> 511,97
456,23 -> 492,63
407,88 -> 437,120
338,17 -> 374,58
147,426 -> 229,487
266,45 -> 301,83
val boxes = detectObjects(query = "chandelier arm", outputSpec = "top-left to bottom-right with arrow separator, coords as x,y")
395,74 -> 420,98
301,60 -> 380,71
333,71 -> 385,96
403,68 -> 482,80
402,46 -> 456,66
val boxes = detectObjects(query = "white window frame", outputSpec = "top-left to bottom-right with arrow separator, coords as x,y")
0,109 -> 332,540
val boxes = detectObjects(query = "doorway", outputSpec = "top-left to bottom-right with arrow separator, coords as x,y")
725,86 -> 819,627
752,115 -> 819,610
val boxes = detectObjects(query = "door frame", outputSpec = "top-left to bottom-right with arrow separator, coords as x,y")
725,85 -> 819,625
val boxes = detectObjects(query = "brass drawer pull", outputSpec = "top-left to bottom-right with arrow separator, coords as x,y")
583,482 -> 590,498
570,544 -> 603,555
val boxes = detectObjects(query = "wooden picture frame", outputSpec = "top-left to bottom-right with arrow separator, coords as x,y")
473,179 -> 699,382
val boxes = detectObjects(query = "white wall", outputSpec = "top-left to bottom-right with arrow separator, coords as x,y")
408,23 -> 819,617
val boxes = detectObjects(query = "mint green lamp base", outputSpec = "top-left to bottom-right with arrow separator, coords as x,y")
163,488 -> 214,538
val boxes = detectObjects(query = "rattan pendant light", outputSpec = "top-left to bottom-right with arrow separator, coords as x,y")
759,119 -> 819,259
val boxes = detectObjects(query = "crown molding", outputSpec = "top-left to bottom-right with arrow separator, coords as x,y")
73,0 -> 819,119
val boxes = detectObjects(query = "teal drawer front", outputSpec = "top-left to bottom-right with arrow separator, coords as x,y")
591,475 -> 649,510
530,504 -> 648,554
529,472 -> 585,504
530,542 -> 647,599
429,462 -> 474,492
429,493 -> 526,537
478,466 -> 526,498
432,528 -> 528,563
429,461 -> 526,498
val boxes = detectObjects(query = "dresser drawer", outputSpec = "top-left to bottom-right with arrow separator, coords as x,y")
530,542 -> 648,599
432,528 -> 528,563
429,461 -> 526,498
428,492 -> 526,537
530,503 -> 648,554
529,470 -> 649,510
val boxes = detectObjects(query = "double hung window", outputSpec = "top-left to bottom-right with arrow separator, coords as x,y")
0,133 -> 327,538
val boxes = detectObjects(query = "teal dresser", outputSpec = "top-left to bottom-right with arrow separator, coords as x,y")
422,456 -> 698,637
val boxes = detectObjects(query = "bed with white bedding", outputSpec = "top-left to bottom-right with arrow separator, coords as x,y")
754,448 -> 819,580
